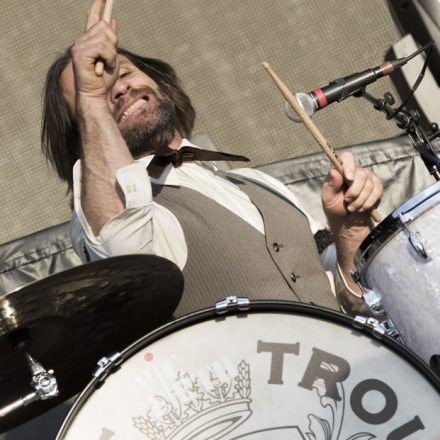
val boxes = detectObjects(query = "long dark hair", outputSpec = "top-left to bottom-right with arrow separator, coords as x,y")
41,47 -> 196,191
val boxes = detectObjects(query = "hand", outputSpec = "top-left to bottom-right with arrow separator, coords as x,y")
71,0 -> 119,101
322,152 -> 383,293
321,152 -> 383,223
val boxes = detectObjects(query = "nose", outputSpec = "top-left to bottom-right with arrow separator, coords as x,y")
110,79 -> 130,103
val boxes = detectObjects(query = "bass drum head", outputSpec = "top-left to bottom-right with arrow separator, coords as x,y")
57,302 -> 440,439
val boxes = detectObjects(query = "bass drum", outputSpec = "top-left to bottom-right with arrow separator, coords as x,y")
57,301 -> 440,439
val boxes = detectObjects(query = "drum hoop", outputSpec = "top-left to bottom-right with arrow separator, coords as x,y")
355,180 -> 440,279
56,300 -> 440,439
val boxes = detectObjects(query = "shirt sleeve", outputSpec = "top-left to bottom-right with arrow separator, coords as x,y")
70,160 -> 187,269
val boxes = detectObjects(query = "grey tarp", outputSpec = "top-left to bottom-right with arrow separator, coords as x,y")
2,133 -> 438,297
0,133 -> 439,439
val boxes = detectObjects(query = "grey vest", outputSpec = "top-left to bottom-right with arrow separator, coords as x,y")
153,173 -> 338,317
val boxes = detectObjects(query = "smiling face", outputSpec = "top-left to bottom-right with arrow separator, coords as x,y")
60,55 -> 179,156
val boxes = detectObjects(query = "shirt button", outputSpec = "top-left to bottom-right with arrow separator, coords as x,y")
272,242 -> 281,252
291,272 -> 298,282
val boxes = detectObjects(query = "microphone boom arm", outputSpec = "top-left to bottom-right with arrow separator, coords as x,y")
357,87 -> 440,181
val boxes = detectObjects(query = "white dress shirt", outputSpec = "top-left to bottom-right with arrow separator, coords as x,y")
71,138 -> 340,292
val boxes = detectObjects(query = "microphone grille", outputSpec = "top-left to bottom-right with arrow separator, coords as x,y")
284,93 -> 316,122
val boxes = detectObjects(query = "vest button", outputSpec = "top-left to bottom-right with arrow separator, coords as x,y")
290,272 -> 298,282
272,242 -> 281,252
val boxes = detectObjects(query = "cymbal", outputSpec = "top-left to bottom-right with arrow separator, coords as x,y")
0,254 -> 183,433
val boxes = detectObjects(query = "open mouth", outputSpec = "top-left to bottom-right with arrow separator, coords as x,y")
119,96 -> 151,124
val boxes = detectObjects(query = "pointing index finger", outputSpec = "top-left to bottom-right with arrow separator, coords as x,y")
85,0 -> 106,32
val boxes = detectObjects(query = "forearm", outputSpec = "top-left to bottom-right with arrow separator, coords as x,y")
77,96 -> 134,235
71,195 -> 188,270
327,213 -> 373,293
321,152 -> 382,294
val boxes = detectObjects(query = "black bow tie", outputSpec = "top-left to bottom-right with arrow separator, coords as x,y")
147,146 -> 250,178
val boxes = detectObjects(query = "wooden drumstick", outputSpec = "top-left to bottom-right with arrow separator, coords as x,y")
94,0 -> 114,76
262,61 -> 381,223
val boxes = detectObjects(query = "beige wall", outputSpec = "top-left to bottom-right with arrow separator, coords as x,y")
1,0 -> 402,244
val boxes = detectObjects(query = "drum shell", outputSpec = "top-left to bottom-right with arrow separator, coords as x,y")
57,301 -> 440,439
356,181 -> 440,364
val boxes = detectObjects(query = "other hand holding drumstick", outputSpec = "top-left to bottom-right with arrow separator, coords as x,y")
68,0 -> 133,235
263,62 -> 383,294
262,62 -> 382,223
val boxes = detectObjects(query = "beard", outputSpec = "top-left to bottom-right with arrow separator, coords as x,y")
119,88 -> 177,158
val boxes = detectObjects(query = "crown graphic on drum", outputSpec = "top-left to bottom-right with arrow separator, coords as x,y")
132,360 -> 253,440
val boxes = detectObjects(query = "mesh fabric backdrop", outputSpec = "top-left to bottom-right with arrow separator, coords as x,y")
0,0 -> 402,244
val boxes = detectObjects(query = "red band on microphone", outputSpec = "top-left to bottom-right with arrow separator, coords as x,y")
313,88 -> 328,108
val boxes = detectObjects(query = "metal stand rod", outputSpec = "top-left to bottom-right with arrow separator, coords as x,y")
358,88 -> 440,181
0,393 -> 39,418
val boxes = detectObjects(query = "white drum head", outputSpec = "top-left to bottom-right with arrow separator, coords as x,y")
58,303 -> 440,439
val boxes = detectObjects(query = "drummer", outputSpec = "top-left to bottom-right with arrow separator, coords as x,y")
41,0 -> 383,317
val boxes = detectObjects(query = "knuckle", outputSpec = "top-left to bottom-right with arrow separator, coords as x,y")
341,152 -> 355,165
72,37 -> 82,48
374,175 -> 383,189
364,196 -> 377,209
364,180 -> 373,192
349,201 -> 362,210
96,41 -> 107,53
71,43 -> 81,57
357,168 -> 368,179
106,26 -> 117,39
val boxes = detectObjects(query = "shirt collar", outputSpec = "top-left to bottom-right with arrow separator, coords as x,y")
73,138 -> 203,192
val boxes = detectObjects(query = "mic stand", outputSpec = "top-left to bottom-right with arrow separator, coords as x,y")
356,87 -> 440,181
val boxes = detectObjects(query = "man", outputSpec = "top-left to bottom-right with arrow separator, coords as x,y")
42,0 -> 382,318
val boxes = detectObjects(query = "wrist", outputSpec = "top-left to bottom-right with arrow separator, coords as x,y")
75,94 -> 121,152
76,94 -> 114,129
327,211 -> 373,237
328,213 -> 372,284
76,92 -> 109,111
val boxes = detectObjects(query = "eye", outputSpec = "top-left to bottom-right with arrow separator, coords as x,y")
119,71 -> 130,79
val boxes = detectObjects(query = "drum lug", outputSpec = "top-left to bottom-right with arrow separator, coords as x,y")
93,352 -> 122,382
215,296 -> 250,315
363,289 -> 386,316
402,222 -> 429,259
349,269 -> 362,285
353,316 -> 385,339
380,318 -> 403,342
353,315 -> 403,343
350,270 -> 386,316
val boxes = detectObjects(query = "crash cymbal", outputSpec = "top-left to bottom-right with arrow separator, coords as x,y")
0,254 -> 183,433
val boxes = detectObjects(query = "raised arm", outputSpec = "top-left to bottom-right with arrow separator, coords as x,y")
63,0 -> 133,235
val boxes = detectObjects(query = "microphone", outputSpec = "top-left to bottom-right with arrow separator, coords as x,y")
285,58 -> 407,122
